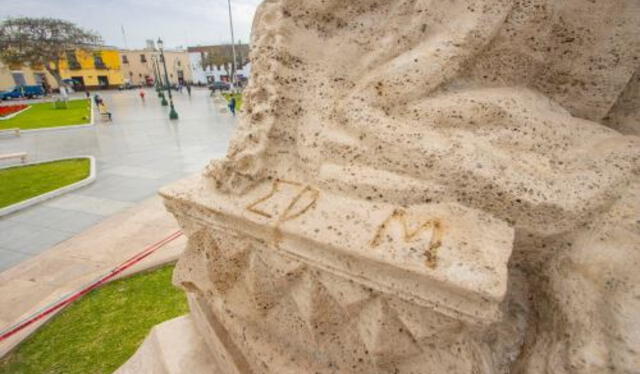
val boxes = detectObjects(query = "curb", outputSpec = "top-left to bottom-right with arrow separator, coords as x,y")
21,123 -> 95,133
0,105 -> 32,121
0,156 -> 96,217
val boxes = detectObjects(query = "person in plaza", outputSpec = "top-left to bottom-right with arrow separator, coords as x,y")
85,89 -> 90,99
98,101 -> 112,121
228,96 -> 236,116
186,83 -> 191,96
93,93 -> 101,106
139,89 -> 145,101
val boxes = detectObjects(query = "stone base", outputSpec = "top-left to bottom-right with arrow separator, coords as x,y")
115,315 -> 218,374
153,176 -> 517,373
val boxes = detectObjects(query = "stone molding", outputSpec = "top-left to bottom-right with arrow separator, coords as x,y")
159,176 -> 514,372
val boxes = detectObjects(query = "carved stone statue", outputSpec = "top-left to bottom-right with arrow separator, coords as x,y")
119,1 -> 639,373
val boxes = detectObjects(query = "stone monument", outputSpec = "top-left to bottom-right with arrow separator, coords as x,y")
118,0 -> 640,373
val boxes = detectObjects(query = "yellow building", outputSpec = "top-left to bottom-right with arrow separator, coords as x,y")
0,63 -> 58,92
59,49 -> 124,90
1,49 -> 125,92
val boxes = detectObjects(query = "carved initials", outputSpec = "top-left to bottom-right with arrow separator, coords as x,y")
371,209 -> 444,268
246,180 -> 320,223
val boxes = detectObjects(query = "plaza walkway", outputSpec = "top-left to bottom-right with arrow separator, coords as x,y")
0,87 -> 235,271
0,196 -> 187,356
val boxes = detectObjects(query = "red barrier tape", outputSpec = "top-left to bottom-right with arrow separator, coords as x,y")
0,230 -> 183,342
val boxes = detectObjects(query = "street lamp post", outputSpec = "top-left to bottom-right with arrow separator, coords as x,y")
227,0 -> 237,89
154,56 -> 168,104
158,38 -> 178,120
150,55 -> 157,87
152,55 -> 165,100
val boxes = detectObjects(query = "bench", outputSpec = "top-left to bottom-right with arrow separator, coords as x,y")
0,128 -> 20,137
0,152 -> 27,163
98,105 -> 112,121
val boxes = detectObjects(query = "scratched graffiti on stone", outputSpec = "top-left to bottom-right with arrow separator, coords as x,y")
371,209 -> 444,268
246,180 -> 319,223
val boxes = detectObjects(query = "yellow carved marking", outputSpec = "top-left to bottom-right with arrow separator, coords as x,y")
246,182 -> 279,218
280,186 -> 320,223
371,208 -> 444,269
246,179 -> 319,223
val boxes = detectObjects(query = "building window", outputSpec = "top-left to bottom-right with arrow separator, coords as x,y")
122,55 -> 129,64
140,54 -> 147,63
94,52 -> 107,69
66,51 -> 81,70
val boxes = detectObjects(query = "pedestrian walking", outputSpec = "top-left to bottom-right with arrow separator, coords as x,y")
186,84 -> 191,96
228,96 -> 237,117
139,89 -> 145,101
93,93 -> 101,106
85,90 -> 90,99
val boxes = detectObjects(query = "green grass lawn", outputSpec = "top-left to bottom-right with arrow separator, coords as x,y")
0,99 -> 91,130
0,158 -> 90,209
222,92 -> 243,111
0,265 -> 188,374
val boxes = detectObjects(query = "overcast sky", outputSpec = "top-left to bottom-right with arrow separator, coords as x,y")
0,0 -> 262,49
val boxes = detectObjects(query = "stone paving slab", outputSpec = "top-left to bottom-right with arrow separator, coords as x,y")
44,194 -> 133,216
0,195 -> 186,357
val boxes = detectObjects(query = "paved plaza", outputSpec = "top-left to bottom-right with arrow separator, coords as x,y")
0,88 -> 235,271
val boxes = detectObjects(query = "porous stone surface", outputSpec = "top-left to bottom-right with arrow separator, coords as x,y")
123,1 -> 640,373
159,177 -> 518,373
115,315 -> 218,374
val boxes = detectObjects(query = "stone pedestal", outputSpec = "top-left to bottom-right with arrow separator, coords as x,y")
115,315 -> 218,374
117,0 -> 640,371
139,176 -> 514,373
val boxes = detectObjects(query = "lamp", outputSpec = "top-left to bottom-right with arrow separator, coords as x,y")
158,37 -> 178,120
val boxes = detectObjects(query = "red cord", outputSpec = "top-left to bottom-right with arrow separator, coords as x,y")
0,230 -> 183,342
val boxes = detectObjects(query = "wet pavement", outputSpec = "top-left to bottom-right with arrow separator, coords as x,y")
0,87 -> 234,271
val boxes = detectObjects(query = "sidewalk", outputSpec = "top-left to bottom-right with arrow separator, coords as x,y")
0,87 -> 234,272
0,195 -> 186,357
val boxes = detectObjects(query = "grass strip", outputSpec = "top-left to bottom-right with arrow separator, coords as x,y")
0,265 -> 188,374
0,99 -> 91,130
0,158 -> 90,209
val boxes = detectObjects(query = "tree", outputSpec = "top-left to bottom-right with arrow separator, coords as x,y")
0,17 -> 102,88
201,46 -> 246,79
203,51 -> 230,76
